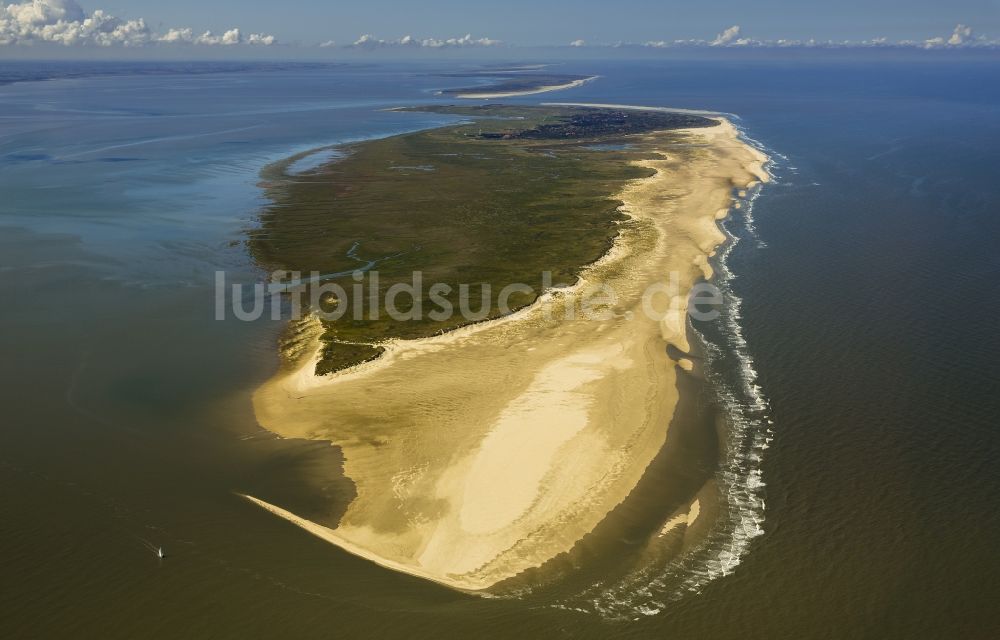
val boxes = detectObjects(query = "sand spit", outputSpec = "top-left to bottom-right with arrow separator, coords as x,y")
455,76 -> 598,99
249,119 -> 769,591
542,101 -> 729,118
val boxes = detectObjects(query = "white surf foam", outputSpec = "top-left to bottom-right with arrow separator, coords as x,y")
548,130 -> 784,620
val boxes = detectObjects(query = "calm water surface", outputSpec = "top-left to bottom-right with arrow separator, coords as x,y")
1,57 -> 998,638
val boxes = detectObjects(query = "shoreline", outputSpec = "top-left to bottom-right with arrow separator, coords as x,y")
248,117 -> 769,591
453,76 -> 598,99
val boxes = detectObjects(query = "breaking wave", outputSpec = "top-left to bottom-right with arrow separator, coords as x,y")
551,130 -> 782,620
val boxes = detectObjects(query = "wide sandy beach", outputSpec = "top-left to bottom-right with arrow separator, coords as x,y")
248,118 -> 769,591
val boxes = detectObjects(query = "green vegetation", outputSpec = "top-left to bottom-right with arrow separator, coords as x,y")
411,104 -> 717,139
249,105 -> 708,373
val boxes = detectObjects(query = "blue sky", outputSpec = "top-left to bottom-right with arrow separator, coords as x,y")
93,0 -> 1000,44
0,0 -> 998,50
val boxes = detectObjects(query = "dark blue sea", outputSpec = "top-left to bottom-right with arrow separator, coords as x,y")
1,55 -> 998,638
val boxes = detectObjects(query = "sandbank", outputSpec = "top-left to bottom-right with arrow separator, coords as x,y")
248,117 -> 769,591
455,76 -> 597,99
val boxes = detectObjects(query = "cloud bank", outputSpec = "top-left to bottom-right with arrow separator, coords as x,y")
0,0 -> 276,46
641,23 -> 999,50
1,6 -> 995,52
350,33 -> 501,49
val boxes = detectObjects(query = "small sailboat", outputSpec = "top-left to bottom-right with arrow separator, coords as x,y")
157,547 -> 165,559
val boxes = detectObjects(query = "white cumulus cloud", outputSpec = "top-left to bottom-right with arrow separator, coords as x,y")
642,25 -> 755,48
949,24 -> 973,45
0,0 -> 276,46
924,24 -> 979,48
6,0 -> 83,24
710,25 -> 743,46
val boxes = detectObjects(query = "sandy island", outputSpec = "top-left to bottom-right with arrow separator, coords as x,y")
455,76 -> 598,99
248,118 -> 769,591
